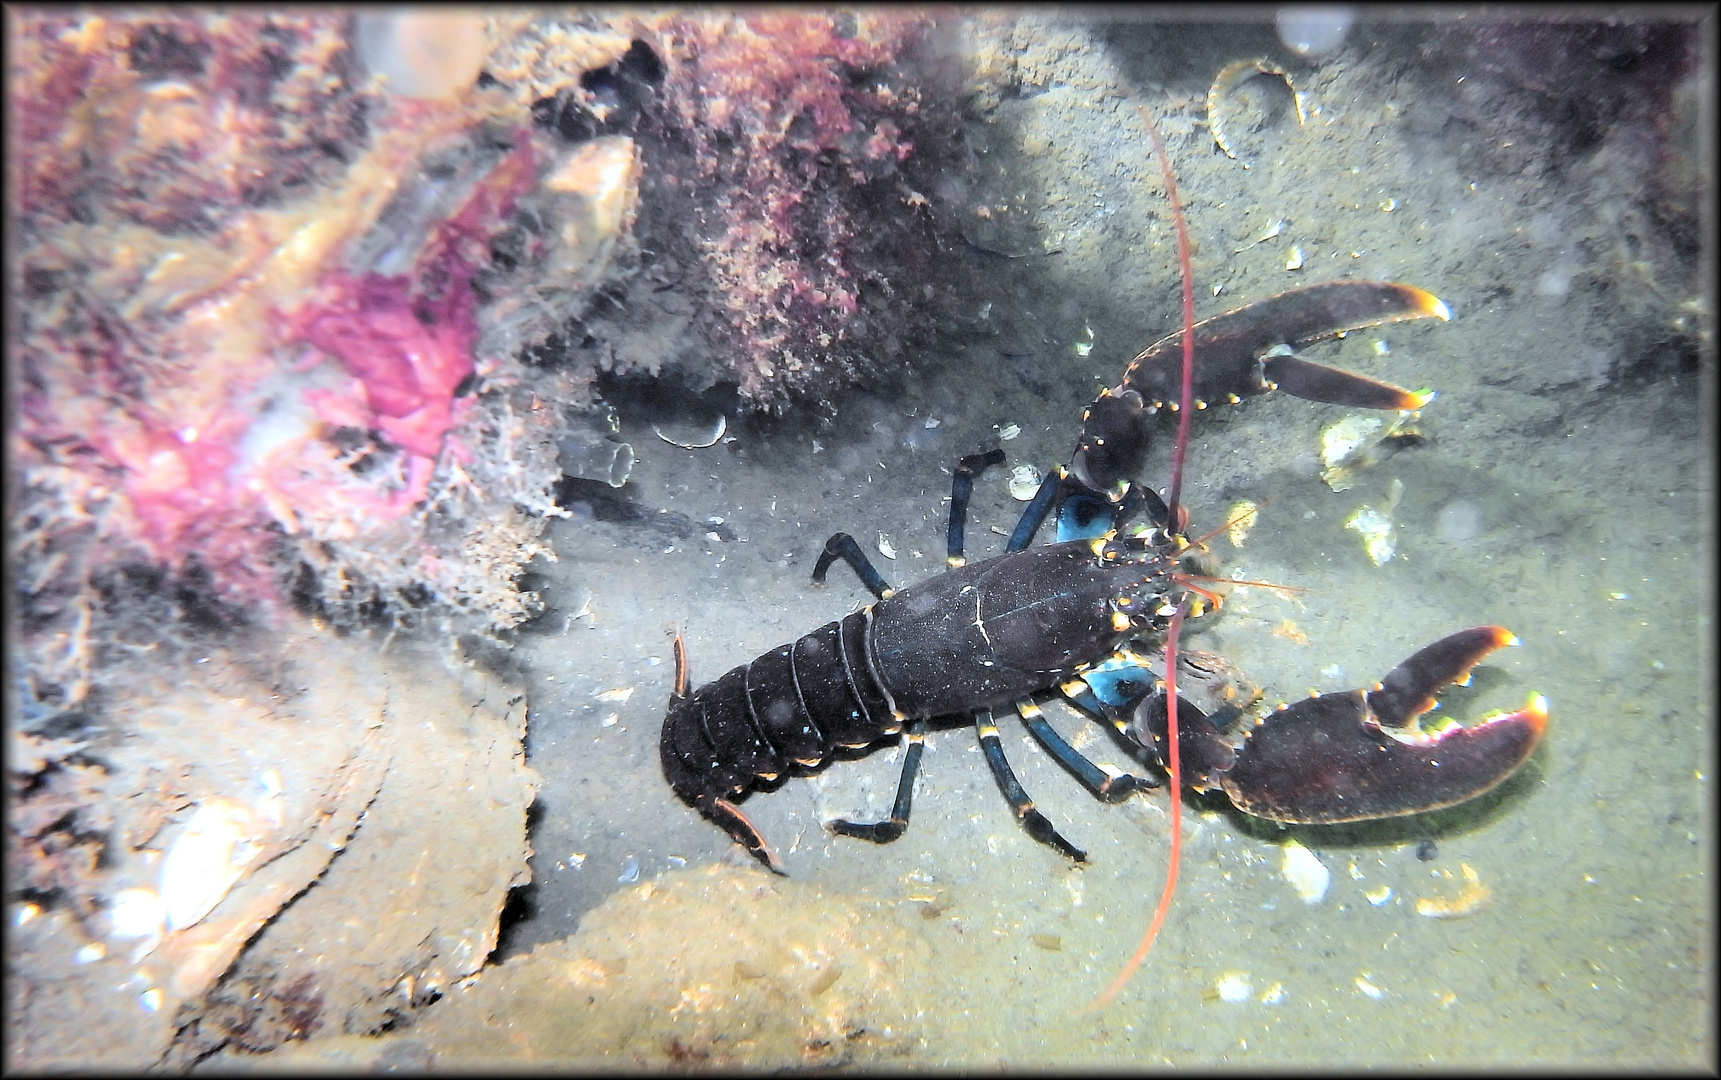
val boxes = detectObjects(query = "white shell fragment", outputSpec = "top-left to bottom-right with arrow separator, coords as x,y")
1285,246 -> 1305,271
997,423 -> 1022,441
1236,218 -> 1284,252
1365,884 -> 1395,907
1345,506 -> 1396,565
1214,971 -> 1253,1003
595,686 -> 635,703
1320,414 -> 1385,491
1208,59 -> 1307,167
1280,839 -> 1331,903
654,415 -> 726,449
877,533 -> 897,560
1345,478 -> 1405,566
1007,464 -> 1042,501
160,797 -> 266,932
108,887 -> 167,940
1320,412 -> 1418,491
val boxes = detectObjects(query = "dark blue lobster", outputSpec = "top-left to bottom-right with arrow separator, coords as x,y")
660,281 -> 1548,873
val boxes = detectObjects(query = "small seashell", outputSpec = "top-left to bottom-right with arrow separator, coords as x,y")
997,423 -> 1022,441
596,686 -> 635,703
1208,59 -> 1307,167
1236,219 -> 1285,252
1008,464 -> 1042,501
1365,885 -> 1394,906
877,533 -> 897,559
1213,971 -> 1253,1003
654,415 -> 726,450
1285,246 -> 1305,271
1320,413 -> 1405,491
160,797 -> 264,932
108,888 -> 166,940
1344,505 -> 1396,565
1281,839 -> 1330,903
1355,975 -> 1386,1000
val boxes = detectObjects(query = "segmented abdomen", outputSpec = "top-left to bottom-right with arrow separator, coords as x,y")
659,612 -> 902,804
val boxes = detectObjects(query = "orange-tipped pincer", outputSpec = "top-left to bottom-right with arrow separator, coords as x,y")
1218,629 -> 1547,825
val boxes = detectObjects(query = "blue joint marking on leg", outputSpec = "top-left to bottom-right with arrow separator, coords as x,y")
1056,492 -> 1119,543
1079,654 -> 1157,708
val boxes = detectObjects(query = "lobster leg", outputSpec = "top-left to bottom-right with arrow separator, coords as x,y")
976,709 -> 1088,862
1218,627 -> 1550,823
948,450 -> 1006,566
828,719 -> 927,843
813,532 -> 894,598
1006,468 -> 1172,552
1015,697 -> 1150,802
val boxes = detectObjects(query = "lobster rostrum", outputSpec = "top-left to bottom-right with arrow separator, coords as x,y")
659,278 -> 1549,875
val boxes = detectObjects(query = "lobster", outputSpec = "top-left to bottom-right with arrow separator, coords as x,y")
659,96 -> 1549,1006
659,277 -> 1548,875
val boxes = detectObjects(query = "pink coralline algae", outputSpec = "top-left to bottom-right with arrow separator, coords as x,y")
657,11 -> 933,404
299,274 -> 474,459
293,140 -> 538,461
9,5 -> 571,654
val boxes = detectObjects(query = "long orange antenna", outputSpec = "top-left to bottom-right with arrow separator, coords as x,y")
1083,603 -> 1185,1013
1141,101 -> 1198,527
1082,94 -> 1197,1014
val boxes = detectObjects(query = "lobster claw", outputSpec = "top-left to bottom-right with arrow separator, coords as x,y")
1069,282 -> 1450,501
1219,627 -> 1549,823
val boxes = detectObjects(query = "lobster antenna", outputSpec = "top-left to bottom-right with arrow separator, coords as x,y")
1138,100 -> 1198,530
1178,572 -> 1310,598
1083,603 -> 1186,1013
1081,93 -> 1200,1017
1186,495 -> 1278,550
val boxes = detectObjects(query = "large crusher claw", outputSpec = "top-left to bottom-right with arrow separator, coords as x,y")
1218,627 -> 1548,824
1070,281 -> 1449,499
